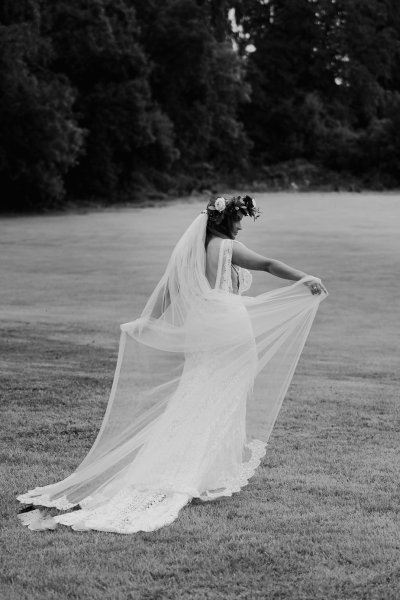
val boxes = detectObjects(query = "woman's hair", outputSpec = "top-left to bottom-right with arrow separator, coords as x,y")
205,212 -> 241,247
204,194 -> 259,248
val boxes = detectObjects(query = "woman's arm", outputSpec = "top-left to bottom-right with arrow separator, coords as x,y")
232,241 -> 327,294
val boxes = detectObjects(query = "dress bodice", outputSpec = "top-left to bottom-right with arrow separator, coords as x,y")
214,239 -> 252,295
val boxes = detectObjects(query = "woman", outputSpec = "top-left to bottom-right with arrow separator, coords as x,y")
17,195 -> 327,533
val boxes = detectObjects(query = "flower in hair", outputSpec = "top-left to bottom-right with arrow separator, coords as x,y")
215,197 -> 226,212
241,195 -> 260,220
205,195 -> 261,223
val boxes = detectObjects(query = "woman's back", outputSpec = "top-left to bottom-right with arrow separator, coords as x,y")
206,236 -> 250,294
205,236 -> 224,289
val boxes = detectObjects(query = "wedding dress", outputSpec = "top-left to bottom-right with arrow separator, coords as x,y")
17,214 -> 326,533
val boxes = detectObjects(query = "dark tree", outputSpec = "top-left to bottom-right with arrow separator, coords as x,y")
234,0 -> 400,185
41,0 -> 176,197
1,0 -> 400,210
0,2 -> 84,209
133,0 -> 251,174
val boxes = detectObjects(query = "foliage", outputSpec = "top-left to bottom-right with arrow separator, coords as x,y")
0,11 -> 84,209
235,0 -> 400,183
1,0 -> 400,210
133,0 -> 251,172
41,0 -> 177,198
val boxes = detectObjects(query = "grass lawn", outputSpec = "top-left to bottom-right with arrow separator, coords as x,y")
1,192 -> 399,600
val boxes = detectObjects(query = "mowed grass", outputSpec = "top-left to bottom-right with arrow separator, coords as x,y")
1,193 -> 399,600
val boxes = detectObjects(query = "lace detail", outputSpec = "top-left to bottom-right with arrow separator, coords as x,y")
54,490 -> 190,534
21,440 -> 266,533
51,437 -> 265,532
17,488 -> 76,509
215,239 -> 252,295
217,239 -> 234,293
238,267 -> 252,294
199,439 -> 266,500
58,441 -> 266,532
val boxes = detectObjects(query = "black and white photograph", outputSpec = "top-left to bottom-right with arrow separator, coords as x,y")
1,1 -> 398,599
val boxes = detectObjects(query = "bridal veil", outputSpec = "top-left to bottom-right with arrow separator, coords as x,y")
17,211 -> 326,517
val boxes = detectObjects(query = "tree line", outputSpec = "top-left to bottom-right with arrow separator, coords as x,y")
1,0 -> 399,210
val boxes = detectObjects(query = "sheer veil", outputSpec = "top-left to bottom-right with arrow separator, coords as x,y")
17,211 -> 326,511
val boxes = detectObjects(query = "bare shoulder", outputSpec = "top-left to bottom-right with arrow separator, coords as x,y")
232,239 -> 270,271
232,239 -> 250,256
206,237 -> 226,271
206,236 -> 224,255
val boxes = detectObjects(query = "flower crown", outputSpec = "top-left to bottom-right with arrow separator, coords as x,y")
205,195 -> 261,225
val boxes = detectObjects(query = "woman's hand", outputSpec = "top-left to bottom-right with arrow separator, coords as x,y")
303,277 -> 328,295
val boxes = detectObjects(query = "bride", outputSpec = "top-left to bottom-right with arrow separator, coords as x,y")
17,195 -> 327,533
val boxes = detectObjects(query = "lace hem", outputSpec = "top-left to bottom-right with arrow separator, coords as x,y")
16,488 -> 76,510
54,490 -> 190,534
199,439 -> 266,501
17,439 -> 266,533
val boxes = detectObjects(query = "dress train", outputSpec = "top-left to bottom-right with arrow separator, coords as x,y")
17,233 -> 326,533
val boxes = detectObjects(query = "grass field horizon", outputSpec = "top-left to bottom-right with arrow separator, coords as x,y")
1,192 -> 399,600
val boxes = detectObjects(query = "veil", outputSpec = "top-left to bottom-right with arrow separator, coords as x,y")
17,212 -> 326,510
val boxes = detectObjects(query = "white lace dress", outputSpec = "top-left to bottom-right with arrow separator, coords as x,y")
18,239 -> 266,533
